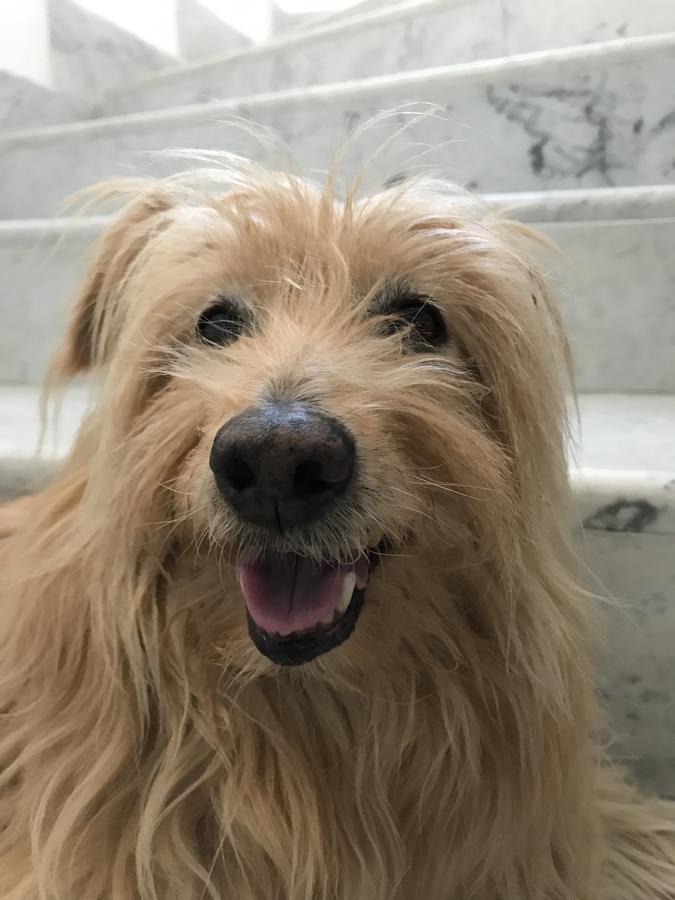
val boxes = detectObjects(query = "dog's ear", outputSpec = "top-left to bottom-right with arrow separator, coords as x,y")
52,188 -> 175,378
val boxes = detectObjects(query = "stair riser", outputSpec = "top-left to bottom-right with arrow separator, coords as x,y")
0,72 -> 88,130
104,0 -> 675,117
49,0 -> 175,100
583,530 -> 675,796
1,212 -> 673,390
1,36 -> 674,219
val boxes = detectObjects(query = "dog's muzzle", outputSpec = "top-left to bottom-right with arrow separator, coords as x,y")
209,402 -> 385,665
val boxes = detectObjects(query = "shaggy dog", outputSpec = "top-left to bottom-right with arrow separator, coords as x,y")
1,163 -> 674,899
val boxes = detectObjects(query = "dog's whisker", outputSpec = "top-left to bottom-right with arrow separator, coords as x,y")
410,477 -> 493,503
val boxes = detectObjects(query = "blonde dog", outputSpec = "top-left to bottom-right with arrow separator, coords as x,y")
1,162 -> 674,899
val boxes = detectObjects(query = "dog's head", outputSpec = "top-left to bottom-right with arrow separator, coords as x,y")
52,167 -> 569,672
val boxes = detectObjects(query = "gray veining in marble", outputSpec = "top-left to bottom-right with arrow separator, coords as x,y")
568,395 -> 675,537
48,0 -> 175,100
102,0 -> 675,117
1,33 -> 674,219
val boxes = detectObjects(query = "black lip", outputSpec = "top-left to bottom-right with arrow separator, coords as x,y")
246,537 -> 389,667
247,586 -> 365,666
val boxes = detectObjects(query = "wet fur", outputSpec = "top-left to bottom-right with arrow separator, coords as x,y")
1,162 -> 674,898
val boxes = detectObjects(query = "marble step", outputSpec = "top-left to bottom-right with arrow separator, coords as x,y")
1,33 -> 674,220
102,0 -> 675,118
48,0 -> 176,102
1,185 -> 674,391
0,70 -> 88,131
1,0 -> 178,130
176,0 -> 252,62
0,385 -> 673,797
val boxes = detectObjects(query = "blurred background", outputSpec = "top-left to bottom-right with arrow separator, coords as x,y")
1,0 -> 674,796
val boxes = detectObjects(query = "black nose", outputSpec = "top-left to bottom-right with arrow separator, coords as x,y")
209,402 -> 356,530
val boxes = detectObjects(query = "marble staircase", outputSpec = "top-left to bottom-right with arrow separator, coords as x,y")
0,0 -> 297,130
103,0 -> 675,116
1,0 -> 674,796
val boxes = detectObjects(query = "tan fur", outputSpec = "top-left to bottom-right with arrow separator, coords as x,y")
1,161 -> 674,899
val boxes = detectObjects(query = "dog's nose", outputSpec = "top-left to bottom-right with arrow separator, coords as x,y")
210,402 -> 356,530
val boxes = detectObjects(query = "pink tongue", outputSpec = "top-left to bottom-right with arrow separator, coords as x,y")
237,551 -> 367,636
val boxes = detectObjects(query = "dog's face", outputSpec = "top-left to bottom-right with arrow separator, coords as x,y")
55,171 -> 565,672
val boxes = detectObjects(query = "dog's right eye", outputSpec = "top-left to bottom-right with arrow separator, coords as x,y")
197,299 -> 246,347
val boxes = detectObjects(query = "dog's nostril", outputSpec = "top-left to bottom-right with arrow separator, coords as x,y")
224,456 -> 256,491
294,459 -> 335,496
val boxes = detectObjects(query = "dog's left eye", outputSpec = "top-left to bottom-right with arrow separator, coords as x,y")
197,298 -> 246,346
379,297 -> 448,350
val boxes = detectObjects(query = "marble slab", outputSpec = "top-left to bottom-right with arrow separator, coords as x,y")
0,70 -> 88,131
177,0 -> 251,63
569,394 -> 675,538
0,217 -> 101,383
1,33 -> 674,219
1,188 -> 673,390
534,218 -> 675,393
48,0 -> 176,101
102,0 -> 675,117
177,0 -> 252,62
582,531 -> 675,771
485,184 -> 675,222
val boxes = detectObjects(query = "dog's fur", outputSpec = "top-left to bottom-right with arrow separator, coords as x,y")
1,162 -> 674,899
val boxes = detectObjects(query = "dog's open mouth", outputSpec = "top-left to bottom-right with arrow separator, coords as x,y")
237,540 -> 387,666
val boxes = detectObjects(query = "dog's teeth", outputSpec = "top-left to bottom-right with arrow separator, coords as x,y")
321,613 -> 335,626
336,571 -> 357,615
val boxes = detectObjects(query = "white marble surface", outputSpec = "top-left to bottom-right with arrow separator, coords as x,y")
1,187 -> 673,390
569,395 -> 675,537
0,71 -> 87,131
104,0 -> 675,114
485,184 -> 675,221
0,385 -> 672,794
0,218 -> 100,383
48,0 -> 175,100
582,531 -> 675,789
1,33 -> 674,219
535,218 -> 675,393
103,0 -> 675,117
177,0 -> 251,62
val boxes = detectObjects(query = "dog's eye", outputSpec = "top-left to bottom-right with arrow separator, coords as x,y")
380,298 -> 448,350
197,298 -> 246,346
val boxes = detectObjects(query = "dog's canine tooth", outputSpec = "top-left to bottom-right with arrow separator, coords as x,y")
336,571 -> 357,615
320,613 -> 335,626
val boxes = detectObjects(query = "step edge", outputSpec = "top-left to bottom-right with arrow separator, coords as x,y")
105,0 -> 450,97
2,185 -> 675,244
3,31 -> 674,147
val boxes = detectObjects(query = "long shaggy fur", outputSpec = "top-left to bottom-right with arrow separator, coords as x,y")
1,160 -> 674,899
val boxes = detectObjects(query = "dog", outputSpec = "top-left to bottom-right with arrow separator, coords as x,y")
1,162 -> 674,899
